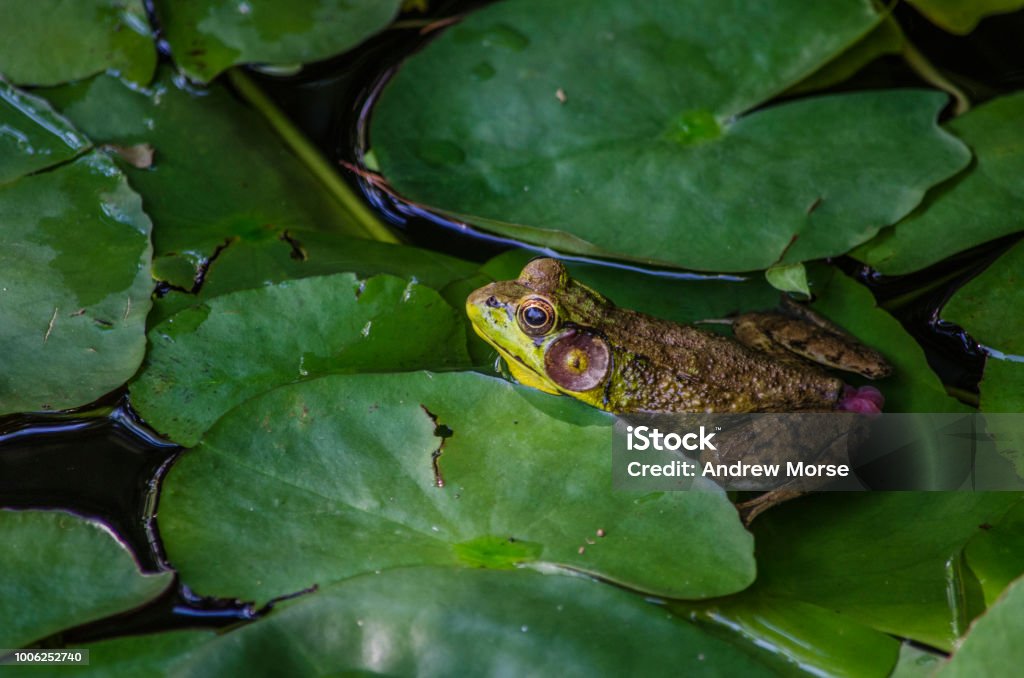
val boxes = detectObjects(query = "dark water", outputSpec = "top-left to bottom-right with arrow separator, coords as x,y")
4,0 -> 1024,643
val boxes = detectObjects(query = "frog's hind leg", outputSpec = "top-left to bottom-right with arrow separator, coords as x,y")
736,489 -> 804,525
733,299 -> 892,380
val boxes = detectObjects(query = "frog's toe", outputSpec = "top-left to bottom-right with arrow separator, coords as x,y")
837,385 -> 884,414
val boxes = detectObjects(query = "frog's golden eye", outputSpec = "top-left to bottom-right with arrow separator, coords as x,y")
517,297 -> 556,336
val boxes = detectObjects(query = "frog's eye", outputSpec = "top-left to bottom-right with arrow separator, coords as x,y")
517,297 -> 556,336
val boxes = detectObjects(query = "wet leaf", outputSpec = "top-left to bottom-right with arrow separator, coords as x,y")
891,643 -> 945,678
44,70 -> 366,290
0,0 -> 156,86
371,0 -> 969,271
159,371 -> 755,603
965,502 -> 1024,606
939,574 -> 1024,676
751,493 -> 1022,650
944,239 -> 1024,356
856,93 -> 1024,274
907,0 -> 1024,34
0,81 -> 89,184
155,0 -> 403,83
149,230 -> 476,326
131,273 -> 471,447
679,593 -> 901,678
0,152 -> 153,415
83,568 -> 780,676
0,510 -> 171,649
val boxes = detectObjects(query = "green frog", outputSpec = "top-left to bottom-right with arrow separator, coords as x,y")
466,258 -> 891,415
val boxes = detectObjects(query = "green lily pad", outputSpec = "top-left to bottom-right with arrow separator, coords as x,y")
943,241 -> 1024,471
891,643 -> 946,678
856,92 -> 1024,275
965,502 -> 1024,606
155,0 -> 403,83
0,510 -> 172,649
751,492 -> 1022,650
131,273 -> 470,447
787,17 -> 904,95
0,0 -> 155,86
679,593 -> 901,677
0,81 -> 90,184
371,0 -> 970,272
83,567 -> 780,676
82,631 -> 214,677
809,267 -> 968,412
944,239 -> 1024,356
907,0 -> 1024,34
149,230 -> 476,326
939,574 -> 1024,676
0,151 -> 153,415
44,70 -> 369,290
159,371 -> 755,603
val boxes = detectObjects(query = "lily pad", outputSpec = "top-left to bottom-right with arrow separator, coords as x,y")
155,0 -> 403,83
891,643 -> 945,678
0,509 -> 172,649
82,631 -> 214,678
907,0 -> 1024,34
371,0 -> 970,272
131,273 -> 471,447
679,593 -> 901,678
0,0 -> 155,86
939,574 -> 1024,676
787,17 -> 904,95
856,92 -> 1024,275
149,230 -> 477,326
159,371 -> 755,603
0,152 -> 153,415
751,492 -> 1022,650
943,241 -> 1024,470
44,70 -> 371,290
83,568 -> 779,676
965,502 -> 1024,606
0,81 -> 89,184
944,239 -> 1024,356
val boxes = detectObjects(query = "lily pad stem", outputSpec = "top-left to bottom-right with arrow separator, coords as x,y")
903,43 -> 970,115
226,68 -> 399,244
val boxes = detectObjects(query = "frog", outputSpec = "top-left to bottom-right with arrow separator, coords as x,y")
465,257 -> 891,415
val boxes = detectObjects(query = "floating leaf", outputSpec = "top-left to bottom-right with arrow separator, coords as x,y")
907,0 -> 1024,34
939,574 -> 1024,676
82,631 -> 214,678
891,643 -> 946,678
44,70 -> 368,290
765,263 -> 811,297
0,510 -> 171,649
751,493 -> 1021,650
0,0 -> 155,86
131,273 -> 470,446
965,502 -> 1024,606
679,593 -> 901,677
0,151 -> 153,415
0,81 -> 89,184
155,0 -> 403,83
160,371 -> 755,603
787,17 -> 904,95
83,568 -> 779,675
856,93 -> 1024,274
371,0 -> 969,271
149,230 -> 476,326
944,239 -> 1024,356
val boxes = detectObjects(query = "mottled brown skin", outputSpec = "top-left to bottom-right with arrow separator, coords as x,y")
467,258 -> 844,414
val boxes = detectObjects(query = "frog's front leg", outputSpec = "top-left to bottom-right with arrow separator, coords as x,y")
732,297 -> 892,380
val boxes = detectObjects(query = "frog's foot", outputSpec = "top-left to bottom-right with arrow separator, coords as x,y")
736,489 -> 804,525
837,384 -> 884,414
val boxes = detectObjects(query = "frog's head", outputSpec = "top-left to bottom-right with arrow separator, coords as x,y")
466,258 -> 614,405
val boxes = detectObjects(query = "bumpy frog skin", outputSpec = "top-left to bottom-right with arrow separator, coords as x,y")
466,258 -> 891,414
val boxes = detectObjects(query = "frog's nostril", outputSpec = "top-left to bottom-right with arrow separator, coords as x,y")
486,296 -> 500,308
